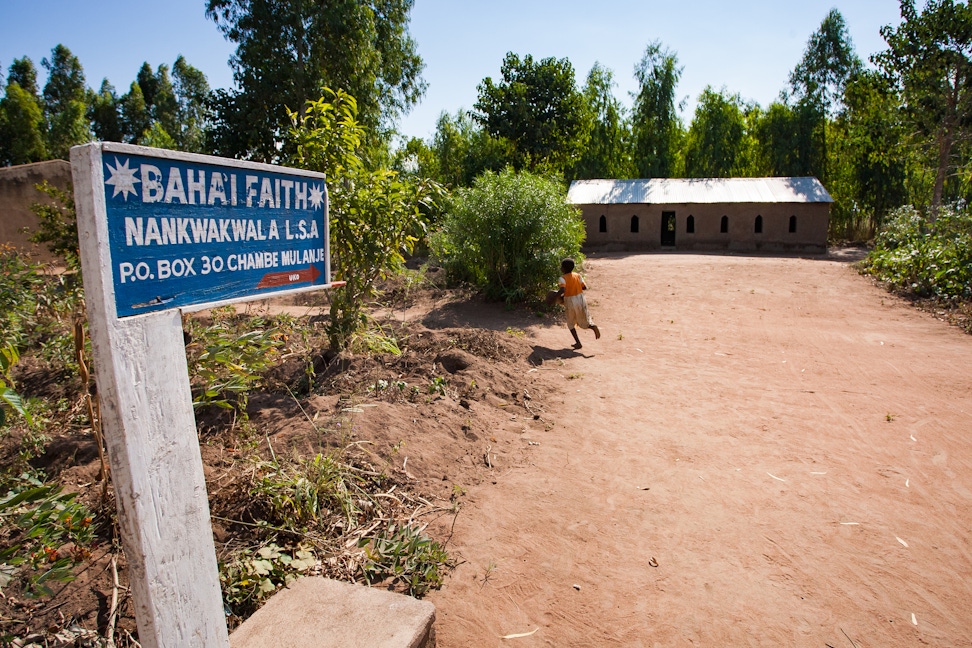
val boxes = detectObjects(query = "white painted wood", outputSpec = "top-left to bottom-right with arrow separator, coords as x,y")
72,143 -> 230,648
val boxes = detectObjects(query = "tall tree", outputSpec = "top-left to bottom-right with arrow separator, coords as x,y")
875,0 -> 972,208
683,87 -> 748,178
172,56 -> 211,152
789,9 -> 863,115
754,101 -> 826,177
41,44 -> 90,158
7,57 -> 40,97
474,52 -> 585,173
89,79 -> 124,142
429,109 -> 511,188
631,41 -> 682,178
120,81 -> 150,144
787,9 -> 862,184
206,0 -> 425,161
573,62 -> 633,180
828,70 -> 910,234
0,59 -> 48,165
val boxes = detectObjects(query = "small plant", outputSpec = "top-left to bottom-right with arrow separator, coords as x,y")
505,326 -> 526,338
0,343 -> 31,427
617,333 -> 624,340
428,376 -> 447,396
188,323 -> 282,413
567,373 -> 583,380
353,324 -> 403,356
220,542 -> 317,618
249,453 -> 363,532
359,524 -> 453,596
886,413 -> 897,422
0,474 -> 95,597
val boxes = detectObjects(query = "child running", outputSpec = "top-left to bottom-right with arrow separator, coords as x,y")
556,258 -> 600,349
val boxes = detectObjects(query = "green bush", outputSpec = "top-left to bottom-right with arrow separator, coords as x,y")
862,204 -> 972,300
0,247 -> 83,376
431,168 -> 585,302
0,474 -> 95,597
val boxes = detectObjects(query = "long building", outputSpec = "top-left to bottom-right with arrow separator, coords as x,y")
568,177 -> 833,254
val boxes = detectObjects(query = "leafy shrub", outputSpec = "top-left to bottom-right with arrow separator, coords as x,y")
0,247 -> 83,372
186,314 -> 283,413
359,523 -> 452,596
0,474 -> 95,597
28,182 -> 79,269
862,204 -> 972,300
220,542 -> 317,618
431,168 -> 585,302
287,88 -> 443,350
249,453 -> 363,532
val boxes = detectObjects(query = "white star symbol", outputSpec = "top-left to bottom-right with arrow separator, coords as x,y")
104,157 -> 140,201
308,183 -> 325,210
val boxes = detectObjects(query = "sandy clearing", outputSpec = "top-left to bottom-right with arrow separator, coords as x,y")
426,252 -> 972,647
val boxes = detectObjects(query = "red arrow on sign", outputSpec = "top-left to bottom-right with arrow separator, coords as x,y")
257,264 -> 321,289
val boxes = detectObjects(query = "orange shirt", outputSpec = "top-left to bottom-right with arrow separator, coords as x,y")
559,272 -> 585,297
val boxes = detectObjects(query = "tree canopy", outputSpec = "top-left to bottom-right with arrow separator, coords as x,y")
206,0 -> 425,161
474,52 -> 585,173
875,0 -> 972,208
631,41 -> 683,178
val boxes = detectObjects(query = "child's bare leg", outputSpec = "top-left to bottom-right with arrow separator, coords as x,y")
592,325 -> 601,340
570,328 -> 582,349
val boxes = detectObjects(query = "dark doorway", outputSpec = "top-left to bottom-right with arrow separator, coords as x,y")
661,211 -> 676,246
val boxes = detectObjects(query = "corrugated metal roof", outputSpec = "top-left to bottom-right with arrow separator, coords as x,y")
567,177 -> 834,205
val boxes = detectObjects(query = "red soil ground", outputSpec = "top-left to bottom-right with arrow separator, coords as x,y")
423,251 -> 972,647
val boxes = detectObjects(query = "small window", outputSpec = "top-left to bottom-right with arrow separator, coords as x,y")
686,215 -> 695,234
754,215 -> 763,234
630,215 -> 639,233
599,215 -> 607,233
720,215 -> 729,234
789,215 -> 797,233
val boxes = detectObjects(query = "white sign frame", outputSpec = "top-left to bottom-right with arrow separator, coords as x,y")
71,142 -> 339,647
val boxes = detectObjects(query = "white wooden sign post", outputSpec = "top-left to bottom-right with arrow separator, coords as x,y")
71,142 -> 340,647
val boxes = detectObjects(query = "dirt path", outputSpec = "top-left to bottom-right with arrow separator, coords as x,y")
425,252 -> 972,647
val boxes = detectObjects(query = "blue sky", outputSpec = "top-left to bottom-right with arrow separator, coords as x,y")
1,0 -> 904,143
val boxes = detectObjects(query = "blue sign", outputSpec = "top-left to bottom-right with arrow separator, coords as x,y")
100,151 -> 329,317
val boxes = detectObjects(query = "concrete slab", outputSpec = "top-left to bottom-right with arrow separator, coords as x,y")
230,577 -> 436,648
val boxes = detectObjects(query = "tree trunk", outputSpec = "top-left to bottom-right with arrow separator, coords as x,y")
931,124 -> 953,218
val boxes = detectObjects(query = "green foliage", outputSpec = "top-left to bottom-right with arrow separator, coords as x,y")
359,523 -> 452,596
788,8 -> 862,115
0,68 -> 48,165
249,453 -> 364,532
682,87 -> 750,178
220,542 -> 316,617
754,100 -> 826,178
206,0 -> 425,161
474,52 -> 586,173
0,247 -> 84,372
288,88 -> 440,349
41,45 -> 92,158
141,121 -> 178,150
1,343 -> 32,427
631,41 -> 684,178
861,203 -> 972,300
0,474 -> 95,597
187,317 -> 282,412
827,70 -> 911,239
428,109 -> 513,188
432,168 -> 585,302
875,0 -> 972,207
573,62 -> 634,180
29,181 -> 79,268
